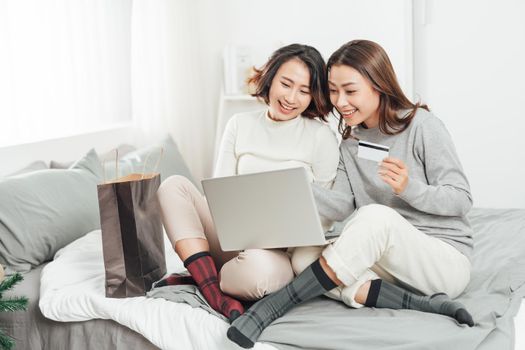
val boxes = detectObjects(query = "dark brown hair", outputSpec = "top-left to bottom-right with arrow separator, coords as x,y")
248,44 -> 330,121
327,40 -> 429,139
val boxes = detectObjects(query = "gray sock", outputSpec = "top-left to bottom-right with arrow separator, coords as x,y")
227,259 -> 337,348
365,279 -> 474,326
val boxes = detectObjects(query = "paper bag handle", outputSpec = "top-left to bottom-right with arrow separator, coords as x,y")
102,149 -> 120,184
140,147 -> 164,180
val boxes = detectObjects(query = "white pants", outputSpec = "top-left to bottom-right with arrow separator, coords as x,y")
292,204 -> 471,308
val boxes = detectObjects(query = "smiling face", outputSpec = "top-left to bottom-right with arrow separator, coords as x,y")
328,64 -> 381,128
267,58 -> 312,122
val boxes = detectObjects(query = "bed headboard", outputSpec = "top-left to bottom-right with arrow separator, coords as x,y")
0,125 -> 136,176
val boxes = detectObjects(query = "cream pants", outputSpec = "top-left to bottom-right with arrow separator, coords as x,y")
157,175 -> 294,300
292,204 -> 471,308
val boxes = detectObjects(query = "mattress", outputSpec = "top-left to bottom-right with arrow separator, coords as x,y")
515,300 -> 525,349
0,264 -> 159,350
38,230 -> 276,350
2,207 -> 524,350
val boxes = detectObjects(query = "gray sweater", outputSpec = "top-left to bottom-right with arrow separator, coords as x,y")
313,109 -> 473,258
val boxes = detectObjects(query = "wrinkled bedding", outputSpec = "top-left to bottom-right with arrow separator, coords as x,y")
39,208 -> 525,350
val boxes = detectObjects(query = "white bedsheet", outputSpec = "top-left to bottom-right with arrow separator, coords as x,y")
39,230 -> 276,350
516,300 -> 525,350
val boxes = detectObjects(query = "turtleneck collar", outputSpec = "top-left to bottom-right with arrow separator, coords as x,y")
264,110 -> 303,127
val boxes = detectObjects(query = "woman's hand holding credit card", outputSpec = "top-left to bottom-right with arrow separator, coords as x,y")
357,140 -> 408,194
378,157 -> 409,194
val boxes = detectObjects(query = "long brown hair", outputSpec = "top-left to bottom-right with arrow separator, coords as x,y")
327,40 -> 428,139
248,44 -> 330,121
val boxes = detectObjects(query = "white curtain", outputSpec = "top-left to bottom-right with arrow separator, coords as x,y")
0,0 -> 132,147
131,0 -> 209,180
0,0 -> 209,179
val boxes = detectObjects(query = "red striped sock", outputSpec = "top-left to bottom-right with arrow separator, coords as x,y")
184,252 -> 244,322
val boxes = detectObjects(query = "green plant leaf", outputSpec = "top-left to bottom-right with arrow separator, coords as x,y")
0,328 -> 14,350
0,297 -> 28,313
0,274 -> 23,293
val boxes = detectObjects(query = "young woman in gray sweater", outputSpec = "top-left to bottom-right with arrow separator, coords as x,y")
228,40 -> 475,349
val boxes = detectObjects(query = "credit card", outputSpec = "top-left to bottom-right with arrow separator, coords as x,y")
357,140 -> 389,162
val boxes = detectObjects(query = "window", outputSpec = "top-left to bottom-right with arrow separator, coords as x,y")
0,0 -> 132,147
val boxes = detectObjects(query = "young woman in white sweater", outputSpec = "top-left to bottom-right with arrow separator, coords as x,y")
156,44 -> 339,322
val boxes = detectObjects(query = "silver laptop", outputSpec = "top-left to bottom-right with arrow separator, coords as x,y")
201,167 -> 328,251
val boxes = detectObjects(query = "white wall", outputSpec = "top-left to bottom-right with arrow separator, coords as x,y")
193,0 -> 414,176
0,124 -> 134,175
413,0 -> 525,209
4,0 -> 522,209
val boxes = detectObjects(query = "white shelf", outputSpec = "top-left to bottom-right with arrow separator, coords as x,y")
214,92 -> 265,166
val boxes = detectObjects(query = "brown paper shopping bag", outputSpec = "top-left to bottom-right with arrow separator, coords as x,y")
97,150 -> 166,298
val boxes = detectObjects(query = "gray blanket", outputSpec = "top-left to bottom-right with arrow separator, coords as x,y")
150,208 -> 525,350
0,264 -> 159,350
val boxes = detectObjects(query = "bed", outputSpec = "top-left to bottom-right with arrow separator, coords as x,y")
1,141 -> 524,350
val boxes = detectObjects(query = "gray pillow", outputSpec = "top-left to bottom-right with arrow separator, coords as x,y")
49,159 -> 74,169
50,144 -> 136,169
6,160 -> 48,176
0,149 -> 103,272
99,144 -> 137,162
103,135 -> 200,191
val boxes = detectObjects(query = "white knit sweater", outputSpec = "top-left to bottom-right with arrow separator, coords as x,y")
214,109 -> 339,190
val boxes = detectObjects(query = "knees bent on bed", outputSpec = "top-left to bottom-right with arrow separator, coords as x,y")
219,249 -> 294,300
291,246 -> 324,275
322,204 -> 471,303
322,204 -> 401,284
289,204 -> 402,279
158,175 -> 198,198
157,175 -> 211,244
